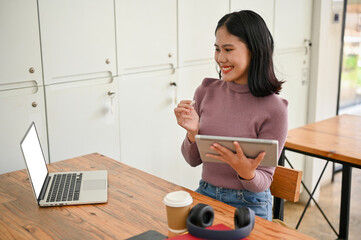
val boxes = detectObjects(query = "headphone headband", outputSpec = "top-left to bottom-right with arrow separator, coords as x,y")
186,203 -> 255,240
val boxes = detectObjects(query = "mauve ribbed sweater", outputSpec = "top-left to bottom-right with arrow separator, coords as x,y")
181,78 -> 288,193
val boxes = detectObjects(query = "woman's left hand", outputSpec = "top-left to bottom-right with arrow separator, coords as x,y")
206,141 -> 265,180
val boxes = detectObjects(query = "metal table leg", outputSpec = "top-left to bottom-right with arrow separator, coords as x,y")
273,150 -> 285,220
338,166 -> 352,240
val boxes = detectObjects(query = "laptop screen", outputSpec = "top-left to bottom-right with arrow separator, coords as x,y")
20,122 -> 48,199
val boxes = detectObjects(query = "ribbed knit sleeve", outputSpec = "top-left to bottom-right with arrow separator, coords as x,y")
237,167 -> 276,192
181,137 -> 202,167
180,83 -> 205,167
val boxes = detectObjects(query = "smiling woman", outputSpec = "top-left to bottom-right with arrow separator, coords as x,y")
214,27 -> 251,85
174,10 -> 288,221
214,10 -> 283,97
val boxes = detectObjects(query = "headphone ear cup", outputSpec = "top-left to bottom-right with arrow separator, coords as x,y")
188,203 -> 214,228
234,207 -> 252,229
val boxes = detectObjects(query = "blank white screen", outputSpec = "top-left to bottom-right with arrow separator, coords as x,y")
20,124 -> 48,199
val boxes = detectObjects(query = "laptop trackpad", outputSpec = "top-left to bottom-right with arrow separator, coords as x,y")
83,179 -> 106,190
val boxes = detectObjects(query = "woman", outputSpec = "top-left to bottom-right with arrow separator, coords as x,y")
174,10 -> 288,221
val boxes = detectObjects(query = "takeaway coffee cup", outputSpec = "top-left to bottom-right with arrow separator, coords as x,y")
163,190 -> 193,234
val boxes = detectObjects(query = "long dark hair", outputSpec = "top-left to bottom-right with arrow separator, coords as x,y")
216,10 -> 283,97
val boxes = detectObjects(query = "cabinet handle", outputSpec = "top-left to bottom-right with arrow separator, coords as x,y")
105,59 -> 110,64
107,91 -> 115,115
29,67 -> 35,74
170,82 -> 177,105
304,39 -> 312,55
32,102 -> 37,108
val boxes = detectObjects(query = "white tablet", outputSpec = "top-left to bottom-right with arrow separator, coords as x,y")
195,135 -> 279,167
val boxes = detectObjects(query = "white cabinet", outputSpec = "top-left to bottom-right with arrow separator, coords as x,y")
115,0 -> 177,74
118,70 -> 183,184
273,0 -> 313,129
178,0 -> 229,67
274,0 -> 312,50
38,0 -> 117,84
38,0 -> 119,163
45,78 -> 120,162
0,0 -> 43,89
0,0 -> 46,174
230,0 -> 275,34
0,87 -> 48,174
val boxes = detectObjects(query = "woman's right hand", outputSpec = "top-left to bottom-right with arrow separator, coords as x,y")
174,100 -> 199,142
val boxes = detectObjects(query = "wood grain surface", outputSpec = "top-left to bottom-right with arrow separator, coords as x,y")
0,153 -> 314,240
270,166 -> 302,202
285,114 -> 361,166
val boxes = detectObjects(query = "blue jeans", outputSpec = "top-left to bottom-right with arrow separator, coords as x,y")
195,179 -> 272,221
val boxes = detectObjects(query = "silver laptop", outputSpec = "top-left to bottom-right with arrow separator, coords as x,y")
20,122 -> 108,207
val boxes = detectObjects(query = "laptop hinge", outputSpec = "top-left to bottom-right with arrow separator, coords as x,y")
38,175 -> 51,202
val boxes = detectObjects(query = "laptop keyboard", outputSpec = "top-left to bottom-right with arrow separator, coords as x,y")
46,173 -> 82,202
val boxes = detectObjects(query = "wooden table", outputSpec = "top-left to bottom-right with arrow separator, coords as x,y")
0,153 -> 314,240
283,114 -> 361,240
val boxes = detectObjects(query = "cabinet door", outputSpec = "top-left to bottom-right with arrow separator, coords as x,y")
178,0 -> 229,67
0,87 -> 48,174
0,0 -> 43,89
274,0 -> 312,50
273,0 -> 312,128
230,0 -> 275,34
177,64 -> 219,101
118,70 -> 183,184
45,78 -> 120,162
115,0 -> 177,74
38,0 -> 116,84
